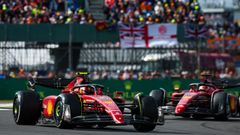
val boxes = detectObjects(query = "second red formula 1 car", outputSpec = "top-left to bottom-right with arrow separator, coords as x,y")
149,74 -> 240,120
13,72 -> 164,132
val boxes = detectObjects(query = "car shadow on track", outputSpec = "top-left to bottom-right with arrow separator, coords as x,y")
166,116 -> 240,122
39,125 -> 190,134
73,126 -> 191,134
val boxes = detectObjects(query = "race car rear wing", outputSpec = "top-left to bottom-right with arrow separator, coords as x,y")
27,78 -> 68,90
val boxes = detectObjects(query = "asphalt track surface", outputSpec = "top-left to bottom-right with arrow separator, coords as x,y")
0,109 -> 240,135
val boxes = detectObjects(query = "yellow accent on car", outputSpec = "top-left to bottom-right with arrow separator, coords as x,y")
104,101 -> 113,104
47,100 -> 53,115
76,72 -> 88,75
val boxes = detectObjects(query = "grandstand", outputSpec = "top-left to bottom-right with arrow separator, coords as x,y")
0,0 -> 239,79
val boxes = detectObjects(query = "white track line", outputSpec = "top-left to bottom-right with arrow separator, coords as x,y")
0,108 -> 11,111
0,103 -> 12,110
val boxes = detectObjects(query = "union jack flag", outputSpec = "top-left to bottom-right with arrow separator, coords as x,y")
185,24 -> 208,39
118,23 -> 147,48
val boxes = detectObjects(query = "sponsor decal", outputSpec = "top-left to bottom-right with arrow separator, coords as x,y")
85,99 -> 95,102
104,101 -> 113,104
182,95 -> 192,99
182,93 -> 195,99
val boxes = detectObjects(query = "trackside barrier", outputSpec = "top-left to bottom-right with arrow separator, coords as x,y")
0,79 -> 239,100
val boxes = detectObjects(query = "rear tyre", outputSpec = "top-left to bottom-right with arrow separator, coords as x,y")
212,92 -> 229,120
54,94 -> 81,128
149,89 -> 167,106
13,91 -> 41,125
133,95 -> 158,132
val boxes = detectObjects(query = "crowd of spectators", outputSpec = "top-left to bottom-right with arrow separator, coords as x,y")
0,66 -> 237,80
206,13 -> 240,38
0,0 -> 205,24
0,0 -> 95,24
105,0 -> 205,25
1,0 -> 239,37
208,21 -> 240,38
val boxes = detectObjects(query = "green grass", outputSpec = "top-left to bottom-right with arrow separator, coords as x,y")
0,100 -> 13,103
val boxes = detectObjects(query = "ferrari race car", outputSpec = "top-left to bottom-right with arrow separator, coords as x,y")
149,75 -> 240,120
13,73 -> 164,132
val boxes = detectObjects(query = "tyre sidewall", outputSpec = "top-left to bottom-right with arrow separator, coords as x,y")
149,89 -> 166,107
13,91 -> 40,125
53,93 -> 81,128
212,92 -> 229,120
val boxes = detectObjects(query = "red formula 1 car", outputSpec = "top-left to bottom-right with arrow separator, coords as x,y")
149,75 -> 240,120
13,73 -> 164,132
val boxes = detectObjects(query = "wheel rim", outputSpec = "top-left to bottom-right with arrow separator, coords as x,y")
55,101 -> 63,125
56,104 -> 61,117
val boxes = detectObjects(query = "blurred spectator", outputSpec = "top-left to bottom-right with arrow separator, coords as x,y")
0,71 -> 6,79
104,0 -> 205,25
0,0 -> 94,24
17,68 -> 26,78
0,0 -> 206,25
1,66 -> 239,80
208,21 -> 240,38
64,69 -> 75,79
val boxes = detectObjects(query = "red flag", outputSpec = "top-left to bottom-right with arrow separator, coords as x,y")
105,0 -> 115,8
95,21 -> 107,31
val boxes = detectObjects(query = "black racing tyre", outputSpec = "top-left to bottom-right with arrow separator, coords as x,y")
149,89 -> 167,106
53,93 -> 81,129
133,95 -> 158,132
212,92 -> 229,120
13,91 -> 41,125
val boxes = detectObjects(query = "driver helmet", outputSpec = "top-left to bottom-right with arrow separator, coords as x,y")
79,87 -> 86,94
199,85 -> 209,92
97,87 -> 103,95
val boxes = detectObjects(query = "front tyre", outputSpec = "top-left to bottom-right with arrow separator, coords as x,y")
212,92 -> 229,120
133,95 -> 158,132
149,89 -> 167,106
54,99 -> 71,128
53,94 -> 81,128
